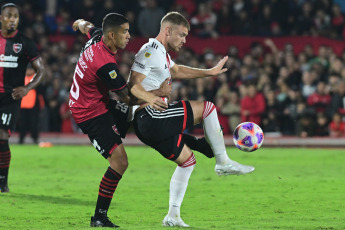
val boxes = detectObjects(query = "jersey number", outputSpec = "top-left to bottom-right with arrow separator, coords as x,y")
70,65 -> 84,100
1,113 -> 12,125
115,102 -> 129,113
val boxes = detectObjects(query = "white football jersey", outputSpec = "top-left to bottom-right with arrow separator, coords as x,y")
131,38 -> 175,91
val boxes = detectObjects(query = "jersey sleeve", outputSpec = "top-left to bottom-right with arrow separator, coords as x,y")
25,38 -> 40,62
131,48 -> 156,76
87,27 -> 102,39
96,63 -> 127,92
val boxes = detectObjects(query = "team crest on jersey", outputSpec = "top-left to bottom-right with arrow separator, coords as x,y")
109,70 -> 117,79
112,125 -> 120,136
13,43 -> 22,53
144,52 -> 151,58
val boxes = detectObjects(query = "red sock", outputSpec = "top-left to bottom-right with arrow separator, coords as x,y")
0,140 -> 10,186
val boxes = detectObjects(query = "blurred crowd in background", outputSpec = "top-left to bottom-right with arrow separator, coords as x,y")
9,0 -> 345,140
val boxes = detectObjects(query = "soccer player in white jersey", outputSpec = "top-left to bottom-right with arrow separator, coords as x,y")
128,12 -> 255,227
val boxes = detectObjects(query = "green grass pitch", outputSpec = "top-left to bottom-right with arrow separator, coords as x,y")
1,145 -> 344,230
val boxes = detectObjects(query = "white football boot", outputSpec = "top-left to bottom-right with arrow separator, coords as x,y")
215,159 -> 255,176
162,215 -> 190,227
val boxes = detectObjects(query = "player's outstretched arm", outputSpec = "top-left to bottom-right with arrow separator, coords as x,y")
12,57 -> 45,100
128,71 -> 168,111
72,19 -> 94,35
171,56 -> 229,80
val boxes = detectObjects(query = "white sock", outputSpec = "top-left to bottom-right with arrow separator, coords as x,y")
168,153 -> 196,218
202,101 -> 230,164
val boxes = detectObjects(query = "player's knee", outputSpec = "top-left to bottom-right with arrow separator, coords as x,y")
108,156 -> 128,174
120,158 -> 129,170
0,129 -> 9,140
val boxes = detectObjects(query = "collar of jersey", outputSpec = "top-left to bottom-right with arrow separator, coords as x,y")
149,38 -> 167,54
0,30 -> 18,39
101,36 -> 115,56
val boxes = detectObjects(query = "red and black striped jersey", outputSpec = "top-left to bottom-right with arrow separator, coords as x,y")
69,27 -> 127,124
0,30 -> 39,94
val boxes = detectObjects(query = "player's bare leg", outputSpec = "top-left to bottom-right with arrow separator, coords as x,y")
91,144 -> 128,228
189,101 -> 255,176
0,129 -> 10,193
162,145 -> 195,228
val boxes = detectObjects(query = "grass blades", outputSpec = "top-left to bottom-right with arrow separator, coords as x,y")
1,145 -> 344,230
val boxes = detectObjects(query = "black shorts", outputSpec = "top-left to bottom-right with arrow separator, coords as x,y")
78,100 -> 130,159
133,100 -> 194,161
0,93 -> 21,134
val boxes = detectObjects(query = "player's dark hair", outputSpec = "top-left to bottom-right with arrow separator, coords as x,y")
1,3 -> 18,13
102,13 -> 128,33
161,12 -> 190,30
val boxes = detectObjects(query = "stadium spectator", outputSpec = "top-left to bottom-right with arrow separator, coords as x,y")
301,71 -> 317,98
17,66 -> 42,144
329,112 -> 345,137
262,90 -> 283,133
330,3 -> 345,38
240,84 -> 266,126
307,81 -> 332,113
216,3 -> 231,35
326,80 -> 345,118
295,1 -> 315,35
219,90 -> 241,134
137,0 -> 165,38
190,2 -> 218,38
0,3 -> 45,193
315,112 -> 330,136
297,113 -> 317,137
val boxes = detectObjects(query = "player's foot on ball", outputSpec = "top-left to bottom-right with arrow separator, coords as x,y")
0,184 -> 9,193
215,159 -> 255,176
162,215 -> 190,227
90,216 -> 119,228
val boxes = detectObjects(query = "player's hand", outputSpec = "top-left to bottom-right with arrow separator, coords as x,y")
12,86 -> 29,100
159,78 -> 172,98
209,56 -> 228,76
72,19 -> 93,34
72,19 -> 84,31
149,96 -> 168,112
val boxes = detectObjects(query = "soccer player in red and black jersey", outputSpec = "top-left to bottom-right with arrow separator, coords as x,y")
0,3 -> 45,193
70,13 -> 171,228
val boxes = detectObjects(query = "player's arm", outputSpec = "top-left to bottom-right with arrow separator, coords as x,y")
12,57 -> 45,100
149,77 -> 172,99
128,71 -> 168,111
116,78 -> 171,106
171,56 -> 229,80
72,19 -> 94,35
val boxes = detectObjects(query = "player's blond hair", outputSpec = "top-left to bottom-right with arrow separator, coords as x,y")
161,12 -> 190,30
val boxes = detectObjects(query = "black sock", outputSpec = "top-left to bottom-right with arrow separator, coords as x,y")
182,134 -> 214,158
0,140 -> 10,186
94,167 -> 122,218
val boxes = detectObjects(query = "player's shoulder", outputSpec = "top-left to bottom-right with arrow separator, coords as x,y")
15,31 -> 34,42
137,39 -> 164,58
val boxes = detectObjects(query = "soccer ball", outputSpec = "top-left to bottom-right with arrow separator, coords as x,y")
233,122 -> 264,152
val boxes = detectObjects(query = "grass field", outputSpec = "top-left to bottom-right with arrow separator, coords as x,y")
0,145 -> 344,230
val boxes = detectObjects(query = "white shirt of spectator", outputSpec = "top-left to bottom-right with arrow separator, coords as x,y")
131,38 -> 175,92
